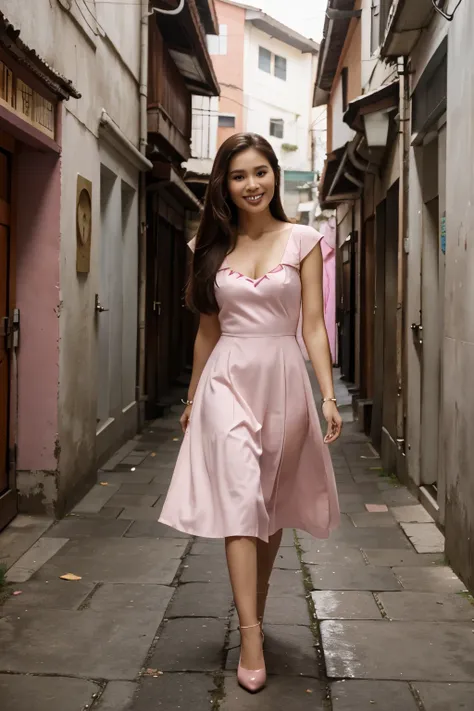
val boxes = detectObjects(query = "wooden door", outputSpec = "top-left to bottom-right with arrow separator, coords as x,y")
371,199 -> 386,449
0,146 -> 17,531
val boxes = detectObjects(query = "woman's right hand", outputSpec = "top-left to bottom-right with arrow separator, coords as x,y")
180,405 -> 193,434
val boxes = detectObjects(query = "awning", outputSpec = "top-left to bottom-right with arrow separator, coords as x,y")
319,144 -> 362,209
0,12 -> 80,100
149,162 -> 202,211
381,0 -> 434,58
343,80 -> 399,132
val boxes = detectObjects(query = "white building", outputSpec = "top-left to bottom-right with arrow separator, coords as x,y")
187,0 -> 320,219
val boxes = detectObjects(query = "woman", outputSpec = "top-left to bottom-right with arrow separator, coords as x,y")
159,133 -> 341,693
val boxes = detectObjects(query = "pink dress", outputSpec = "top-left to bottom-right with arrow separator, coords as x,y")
159,224 -> 340,541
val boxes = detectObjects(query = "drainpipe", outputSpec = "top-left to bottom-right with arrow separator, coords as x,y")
137,0 -> 149,425
396,57 -> 408,455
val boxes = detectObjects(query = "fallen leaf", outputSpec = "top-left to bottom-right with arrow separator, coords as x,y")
100,482 -> 109,486
173,438 -> 179,442
60,573 -> 82,581
306,689 -> 313,694
13,590 -> 23,596
150,452 -> 156,457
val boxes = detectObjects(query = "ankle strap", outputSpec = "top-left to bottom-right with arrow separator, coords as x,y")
240,622 -> 261,630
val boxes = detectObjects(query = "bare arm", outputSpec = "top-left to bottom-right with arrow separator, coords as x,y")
181,312 -> 221,432
300,244 -> 342,443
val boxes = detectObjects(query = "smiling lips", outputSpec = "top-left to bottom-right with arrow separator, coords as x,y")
244,193 -> 264,204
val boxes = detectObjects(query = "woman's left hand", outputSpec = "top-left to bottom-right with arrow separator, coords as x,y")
322,401 -> 342,444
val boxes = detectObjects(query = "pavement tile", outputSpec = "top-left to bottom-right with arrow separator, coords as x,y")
413,682 -> 474,710
0,609 -> 164,679
107,493 -> 160,508
378,592 -> 474,621
36,538 -> 186,584
226,624 -> 318,677
180,554 -> 231,584
99,471 -> 155,484
167,582 -> 232,618
267,568 -> 307,597
399,523 -> 445,553
312,591 -> 382,619
72,484 -> 120,514
321,620 -> 474,681
362,549 -> 444,567
0,515 -> 53,569
281,528 -> 298,546
47,518 -> 131,538
132,674 -> 214,711
331,680 -> 418,710
352,472 -> 383,484
88,583 -> 173,615
337,494 -> 366,513
300,541 -> 365,565
325,526 -> 412,549
95,682 -> 137,711
190,541 -> 226,555
273,546 -> 301,569
349,512 -> 397,527
0,578 -> 95,612
101,439 -> 137,471
308,564 -> 401,591
393,566 -> 466,592
391,505 -> 434,523
124,521 -> 191,539
221,674 -> 324,710
0,674 -> 100,711
380,489 -> 418,506
118,506 -> 164,521
149,617 -> 226,671
365,504 -> 388,512
6,537 -> 69,583
119,482 -> 170,495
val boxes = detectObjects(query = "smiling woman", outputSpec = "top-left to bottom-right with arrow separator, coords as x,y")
158,132 -> 341,694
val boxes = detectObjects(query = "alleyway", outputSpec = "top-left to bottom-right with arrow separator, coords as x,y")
1,374 -> 474,711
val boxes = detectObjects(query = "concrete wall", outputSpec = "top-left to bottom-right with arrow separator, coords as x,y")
4,0 -> 142,514
444,0 -> 474,590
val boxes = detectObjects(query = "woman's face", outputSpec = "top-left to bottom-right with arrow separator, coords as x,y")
226,148 -> 276,214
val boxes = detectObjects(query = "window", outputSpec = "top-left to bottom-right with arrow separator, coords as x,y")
274,54 -> 287,81
371,0 -> 393,54
218,114 -> 235,128
207,24 -> 228,55
258,46 -> 272,73
341,67 -> 349,112
269,119 -> 284,139
258,47 -> 287,81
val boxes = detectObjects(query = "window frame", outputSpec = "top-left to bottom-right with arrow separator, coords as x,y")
274,54 -> 287,81
269,118 -> 284,139
341,67 -> 349,113
218,114 -> 236,129
258,46 -> 272,74
208,24 -> 228,55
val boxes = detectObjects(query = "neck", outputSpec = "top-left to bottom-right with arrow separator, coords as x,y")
237,208 -> 276,238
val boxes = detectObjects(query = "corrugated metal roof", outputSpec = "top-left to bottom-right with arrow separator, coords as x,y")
0,12 -> 80,100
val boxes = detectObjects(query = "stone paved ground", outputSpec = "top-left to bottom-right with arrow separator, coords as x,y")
1,373 -> 474,710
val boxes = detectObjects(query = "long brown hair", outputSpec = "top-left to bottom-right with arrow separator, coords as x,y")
187,132 -> 289,314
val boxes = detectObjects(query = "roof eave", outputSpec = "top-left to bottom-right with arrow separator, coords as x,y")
381,0 -> 435,58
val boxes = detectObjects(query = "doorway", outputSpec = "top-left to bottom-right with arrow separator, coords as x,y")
0,145 -> 17,530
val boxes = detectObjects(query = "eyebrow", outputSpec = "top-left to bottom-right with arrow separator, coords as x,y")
229,165 -> 269,176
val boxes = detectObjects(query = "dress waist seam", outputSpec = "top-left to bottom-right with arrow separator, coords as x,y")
220,332 -> 296,339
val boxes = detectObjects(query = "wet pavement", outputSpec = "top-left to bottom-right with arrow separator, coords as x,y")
1,373 -> 474,710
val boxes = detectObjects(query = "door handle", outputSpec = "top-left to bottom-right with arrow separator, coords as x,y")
153,301 -> 162,315
95,294 -> 109,313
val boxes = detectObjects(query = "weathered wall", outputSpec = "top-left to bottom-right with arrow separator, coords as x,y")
3,0 -> 142,514
444,0 -> 474,590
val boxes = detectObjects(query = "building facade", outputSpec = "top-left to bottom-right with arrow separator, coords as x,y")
187,0 -> 319,221
0,0 -> 154,529
315,0 -> 474,591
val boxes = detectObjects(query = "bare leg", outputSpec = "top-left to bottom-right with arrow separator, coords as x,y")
256,529 -> 283,622
225,536 -> 265,670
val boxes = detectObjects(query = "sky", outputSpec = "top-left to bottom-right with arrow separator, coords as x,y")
249,0 -> 327,42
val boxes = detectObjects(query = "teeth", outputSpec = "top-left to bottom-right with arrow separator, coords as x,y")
246,195 -> 263,201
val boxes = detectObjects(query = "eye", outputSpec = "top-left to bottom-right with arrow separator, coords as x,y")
257,170 -> 268,177
232,175 -> 244,181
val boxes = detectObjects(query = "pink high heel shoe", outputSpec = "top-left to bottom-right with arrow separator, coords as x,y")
237,622 -> 266,693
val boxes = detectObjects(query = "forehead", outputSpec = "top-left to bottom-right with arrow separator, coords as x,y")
228,148 -> 271,173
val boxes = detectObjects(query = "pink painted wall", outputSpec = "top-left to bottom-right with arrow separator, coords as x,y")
215,1 -> 245,147
16,149 -> 60,471
320,217 -> 337,364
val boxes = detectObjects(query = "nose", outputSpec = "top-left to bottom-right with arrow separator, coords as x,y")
246,176 -> 259,192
